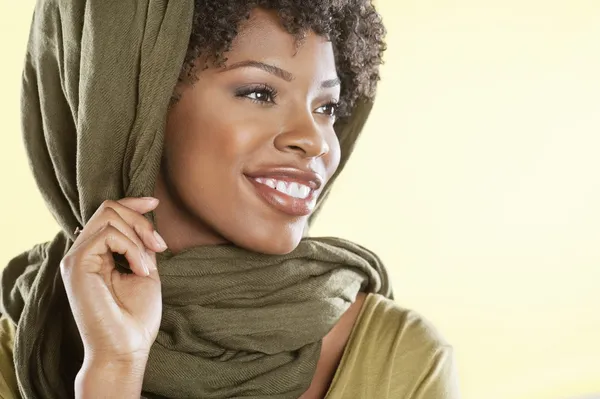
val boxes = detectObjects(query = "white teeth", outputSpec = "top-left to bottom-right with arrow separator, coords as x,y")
300,185 -> 310,198
290,182 -> 301,198
290,183 -> 310,199
276,180 -> 287,194
254,178 -> 311,199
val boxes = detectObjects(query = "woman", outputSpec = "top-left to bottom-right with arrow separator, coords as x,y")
0,0 -> 459,398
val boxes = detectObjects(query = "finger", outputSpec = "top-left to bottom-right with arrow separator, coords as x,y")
106,198 -> 167,252
145,250 -> 160,281
85,224 -> 151,277
73,207 -> 148,261
74,198 -> 157,246
113,198 -> 168,252
116,196 -> 160,214
77,198 -> 167,253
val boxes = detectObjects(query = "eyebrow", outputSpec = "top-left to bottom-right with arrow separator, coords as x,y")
220,60 -> 341,89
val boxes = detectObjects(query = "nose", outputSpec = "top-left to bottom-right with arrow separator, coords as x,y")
274,111 -> 330,158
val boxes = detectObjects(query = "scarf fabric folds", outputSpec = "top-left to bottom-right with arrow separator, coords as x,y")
0,1 -> 393,398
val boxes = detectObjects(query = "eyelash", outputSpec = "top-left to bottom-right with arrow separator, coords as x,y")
234,84 -> 339,117
235,84 -> 278,105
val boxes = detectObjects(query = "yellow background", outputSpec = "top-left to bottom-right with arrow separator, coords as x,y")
1,1 -> 599,399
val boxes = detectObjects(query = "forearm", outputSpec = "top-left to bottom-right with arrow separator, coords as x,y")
75,358 -> 147,399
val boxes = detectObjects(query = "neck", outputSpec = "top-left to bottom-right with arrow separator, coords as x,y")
152,168 -> 229,254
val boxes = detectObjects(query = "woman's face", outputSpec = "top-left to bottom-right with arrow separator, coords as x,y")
154,8 -> 341,255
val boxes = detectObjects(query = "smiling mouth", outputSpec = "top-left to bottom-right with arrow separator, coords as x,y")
253,177 -> 312,199
245,175 -> 318,217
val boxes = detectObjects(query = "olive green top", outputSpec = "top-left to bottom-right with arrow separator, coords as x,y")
0,293 -> 459,398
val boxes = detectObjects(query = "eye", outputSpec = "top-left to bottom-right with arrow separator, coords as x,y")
246,90 -> 272,102
315,101 -> 339,117
235,84 -> 278,104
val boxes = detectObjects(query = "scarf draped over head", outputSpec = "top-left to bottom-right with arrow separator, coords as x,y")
0,1 -> 393,398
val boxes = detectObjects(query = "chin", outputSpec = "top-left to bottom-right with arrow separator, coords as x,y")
229,223 -> 305,255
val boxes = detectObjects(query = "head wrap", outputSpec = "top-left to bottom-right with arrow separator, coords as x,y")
0,1 -> 392,398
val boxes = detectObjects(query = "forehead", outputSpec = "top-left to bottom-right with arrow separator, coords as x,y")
224,8 -> 337,76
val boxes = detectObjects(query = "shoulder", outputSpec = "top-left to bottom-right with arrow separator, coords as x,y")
356,294 -> 452,354
361,293 -> 452,354
329,293 -> 460,398
0,315 -> 20,399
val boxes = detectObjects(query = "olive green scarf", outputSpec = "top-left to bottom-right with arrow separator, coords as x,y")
0,1 -> 392,398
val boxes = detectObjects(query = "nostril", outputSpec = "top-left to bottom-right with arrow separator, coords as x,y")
287,145 -> 304,153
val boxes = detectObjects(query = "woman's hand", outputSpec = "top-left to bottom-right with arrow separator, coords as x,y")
60,197 -> 168,395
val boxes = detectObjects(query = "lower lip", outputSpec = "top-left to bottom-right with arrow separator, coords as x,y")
245,176 -> 316,217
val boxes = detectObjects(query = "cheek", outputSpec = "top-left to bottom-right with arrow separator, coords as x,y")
165,103 -> 273,196
326,131 -> 342,177
193,92 -> 272,158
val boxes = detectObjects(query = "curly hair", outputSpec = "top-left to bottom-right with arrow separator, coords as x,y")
173,0 -> 386,118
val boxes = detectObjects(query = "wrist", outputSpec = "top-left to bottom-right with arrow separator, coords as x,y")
76,356 -> 148,398
84,356 -> 147,376
85,351 -> 149,370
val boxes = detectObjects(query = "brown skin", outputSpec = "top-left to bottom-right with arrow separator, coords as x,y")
62,197 -> 165,398
153,8 -> 341,255
67,9 -> 363,399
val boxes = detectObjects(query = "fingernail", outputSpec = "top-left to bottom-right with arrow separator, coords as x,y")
140,253 -> 150,276
144,250 -> 157,271
141,197 -> 159,204
153,230 -> 168,250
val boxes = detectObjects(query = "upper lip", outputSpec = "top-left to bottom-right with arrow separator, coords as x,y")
245,166 -> 324,191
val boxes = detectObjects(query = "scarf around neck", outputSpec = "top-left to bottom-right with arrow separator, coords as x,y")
0,1 -> 393,398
